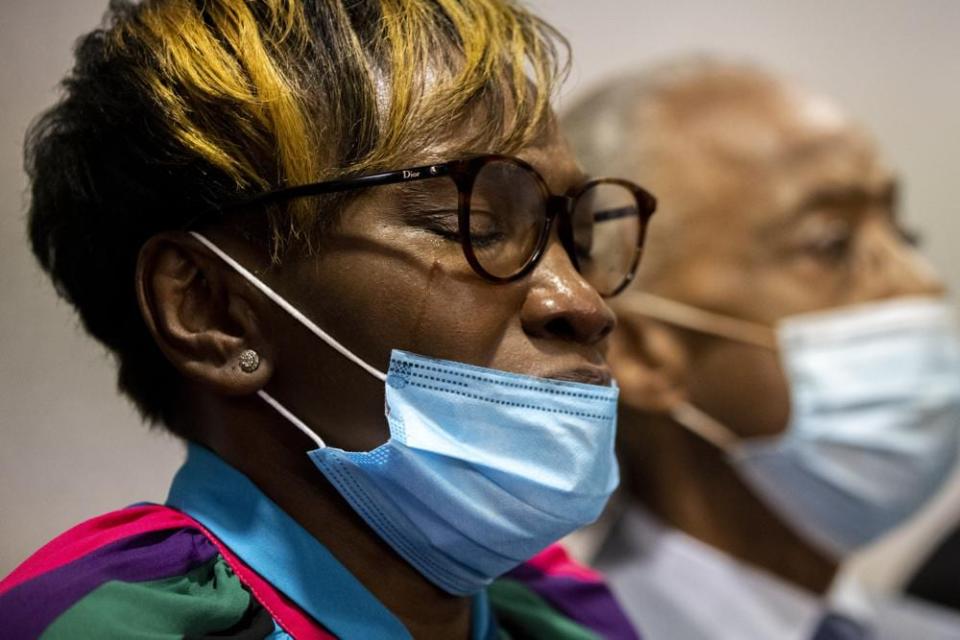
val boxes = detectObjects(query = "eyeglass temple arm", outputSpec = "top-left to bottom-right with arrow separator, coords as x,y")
220,162 -> 455,212
593,205 -> 638,222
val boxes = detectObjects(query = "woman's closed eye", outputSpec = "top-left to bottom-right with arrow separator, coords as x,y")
414,209 -> 460,239
467,210 -> 508,248
414,209 -> 507,247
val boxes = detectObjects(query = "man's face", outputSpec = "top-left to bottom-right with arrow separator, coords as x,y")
635,86 -> 943,438
237,127 -> 617,450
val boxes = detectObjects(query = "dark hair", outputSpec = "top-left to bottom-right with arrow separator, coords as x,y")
26,0 -> 566,433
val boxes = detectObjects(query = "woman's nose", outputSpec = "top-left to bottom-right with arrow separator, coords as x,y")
520,241 -> 617,345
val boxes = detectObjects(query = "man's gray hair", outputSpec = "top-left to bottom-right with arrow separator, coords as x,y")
561,56 -> 793,287
562,55 -> 781,179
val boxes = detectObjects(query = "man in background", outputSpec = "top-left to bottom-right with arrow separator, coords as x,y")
563,58 -> 960,639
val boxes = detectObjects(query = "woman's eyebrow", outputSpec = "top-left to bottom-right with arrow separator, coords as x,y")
390,180 -> 459,218
398,178 -> 455,198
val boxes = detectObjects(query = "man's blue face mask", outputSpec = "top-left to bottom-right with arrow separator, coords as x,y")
621,292 -> 960,559
190,232 -> 620,595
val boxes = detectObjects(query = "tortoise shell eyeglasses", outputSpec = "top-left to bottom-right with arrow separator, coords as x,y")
218,154 -> 657,298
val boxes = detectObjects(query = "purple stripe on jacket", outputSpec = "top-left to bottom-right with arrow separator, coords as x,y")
0,528 -> 217,639
506,562 -> 641,640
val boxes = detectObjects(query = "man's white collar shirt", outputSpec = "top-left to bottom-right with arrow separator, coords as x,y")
593,504 -> 960,640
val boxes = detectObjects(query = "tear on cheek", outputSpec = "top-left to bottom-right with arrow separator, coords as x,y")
407,258 -> 524,362
409,260 -> 442,352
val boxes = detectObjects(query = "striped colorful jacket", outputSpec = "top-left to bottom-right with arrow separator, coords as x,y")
0,446 -> 639,639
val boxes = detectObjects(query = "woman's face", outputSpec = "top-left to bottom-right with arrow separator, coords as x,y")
226,128 -> 618,451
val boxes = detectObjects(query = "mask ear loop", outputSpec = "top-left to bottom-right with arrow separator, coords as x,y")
189,231 -> 390,450
257,390 -> 327,449
616,292 -> 779,453
670,402 -> 740,452
617,292 -> 778,350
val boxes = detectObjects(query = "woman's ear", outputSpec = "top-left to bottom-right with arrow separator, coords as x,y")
135,232 -> 274,396
608,310 -> 691,414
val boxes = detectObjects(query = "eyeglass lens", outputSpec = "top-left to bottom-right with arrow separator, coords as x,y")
573,182 -> 642,296
468,159 -> 547,279
469,159 -> 641,294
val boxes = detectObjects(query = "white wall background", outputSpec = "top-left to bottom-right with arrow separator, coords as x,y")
2,0 -> 959,590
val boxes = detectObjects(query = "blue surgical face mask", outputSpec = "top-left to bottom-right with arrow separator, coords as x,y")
190,232 -> 620,594
620,293 -> 960,558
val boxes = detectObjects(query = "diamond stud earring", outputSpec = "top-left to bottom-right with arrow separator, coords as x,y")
238,349 -> 261,373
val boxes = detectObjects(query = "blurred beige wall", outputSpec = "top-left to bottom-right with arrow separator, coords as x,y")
0,1 -> 187,575
2,0 -> 959,590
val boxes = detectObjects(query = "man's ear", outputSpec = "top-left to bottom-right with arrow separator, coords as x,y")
609,312 -> 691,414
136,232 -> 274,396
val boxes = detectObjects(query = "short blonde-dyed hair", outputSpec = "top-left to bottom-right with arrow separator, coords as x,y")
27,0 -> 568,429
115,0 -> 565,242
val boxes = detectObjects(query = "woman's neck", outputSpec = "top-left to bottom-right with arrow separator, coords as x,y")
198,401 -> 476,639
